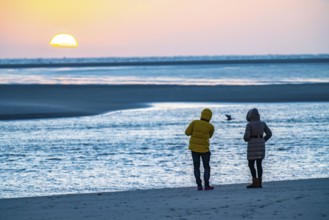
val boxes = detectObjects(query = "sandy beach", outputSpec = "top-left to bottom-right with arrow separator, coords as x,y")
1,83 -> 329,120
1,178 -> 328,220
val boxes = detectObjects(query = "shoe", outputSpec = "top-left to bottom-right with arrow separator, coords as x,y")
247,178 -> 260,188
197,185 -> 203,191
204,186 -> 214,190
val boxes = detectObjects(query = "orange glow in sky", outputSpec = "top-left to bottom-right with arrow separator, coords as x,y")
0,0 -> 328,58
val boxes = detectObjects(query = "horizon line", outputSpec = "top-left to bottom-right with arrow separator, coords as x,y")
1,56 -> 329,69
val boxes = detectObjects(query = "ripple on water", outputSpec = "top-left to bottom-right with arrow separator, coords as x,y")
0,102 -> 329,198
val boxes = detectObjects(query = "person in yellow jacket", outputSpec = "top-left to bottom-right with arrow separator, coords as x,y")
185,108 -> 215,190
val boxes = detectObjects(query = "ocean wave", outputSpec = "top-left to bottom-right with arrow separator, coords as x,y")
1,55 -> 328,85
1,76 -> 329,86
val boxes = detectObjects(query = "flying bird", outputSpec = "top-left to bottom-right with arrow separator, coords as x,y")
225,114 -> 234,121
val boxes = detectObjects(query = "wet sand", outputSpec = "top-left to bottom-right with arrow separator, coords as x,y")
1,83 -> 329,120
1,178 -> 328,220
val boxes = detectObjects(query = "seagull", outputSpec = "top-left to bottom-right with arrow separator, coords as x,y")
225,114 -> 233,121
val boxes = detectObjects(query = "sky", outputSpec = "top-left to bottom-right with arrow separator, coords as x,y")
1,0 -> 329,58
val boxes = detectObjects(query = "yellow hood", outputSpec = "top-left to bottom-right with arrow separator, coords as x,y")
201,108 -> 212,121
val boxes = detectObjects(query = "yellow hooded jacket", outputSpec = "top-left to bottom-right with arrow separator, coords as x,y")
185,108 -> 215,153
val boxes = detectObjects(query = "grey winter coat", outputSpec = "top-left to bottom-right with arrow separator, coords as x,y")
244,108 -> 272,160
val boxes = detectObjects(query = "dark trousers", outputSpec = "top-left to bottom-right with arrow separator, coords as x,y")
191,151 -> 211,187
248,159 -> 263,178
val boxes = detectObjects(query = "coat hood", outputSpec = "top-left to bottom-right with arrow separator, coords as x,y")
246,108 -> 260,122
201,108 -> 212,121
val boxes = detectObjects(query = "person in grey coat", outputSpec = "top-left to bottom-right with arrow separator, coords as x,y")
244,108 -> 272,188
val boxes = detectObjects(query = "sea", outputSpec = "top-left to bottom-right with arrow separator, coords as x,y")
0,55 -> 329,198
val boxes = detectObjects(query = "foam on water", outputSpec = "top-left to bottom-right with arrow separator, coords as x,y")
1,102 -> 329,198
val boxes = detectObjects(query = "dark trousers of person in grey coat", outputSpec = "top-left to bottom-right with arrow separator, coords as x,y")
248,159 -> 263,178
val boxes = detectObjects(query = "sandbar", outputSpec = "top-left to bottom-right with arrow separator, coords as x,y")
1,83 -> 329,120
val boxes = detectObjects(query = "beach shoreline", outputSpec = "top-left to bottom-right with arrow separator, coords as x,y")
1,83 -> 329,120
1,178 -> 328,220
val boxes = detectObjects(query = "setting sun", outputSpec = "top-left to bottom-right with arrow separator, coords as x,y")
49,33 -> 78,48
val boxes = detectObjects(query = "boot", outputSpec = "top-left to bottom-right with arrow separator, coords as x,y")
247,178 -> 259,188
204,185 -> 214,190
258,178 -> 262,188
